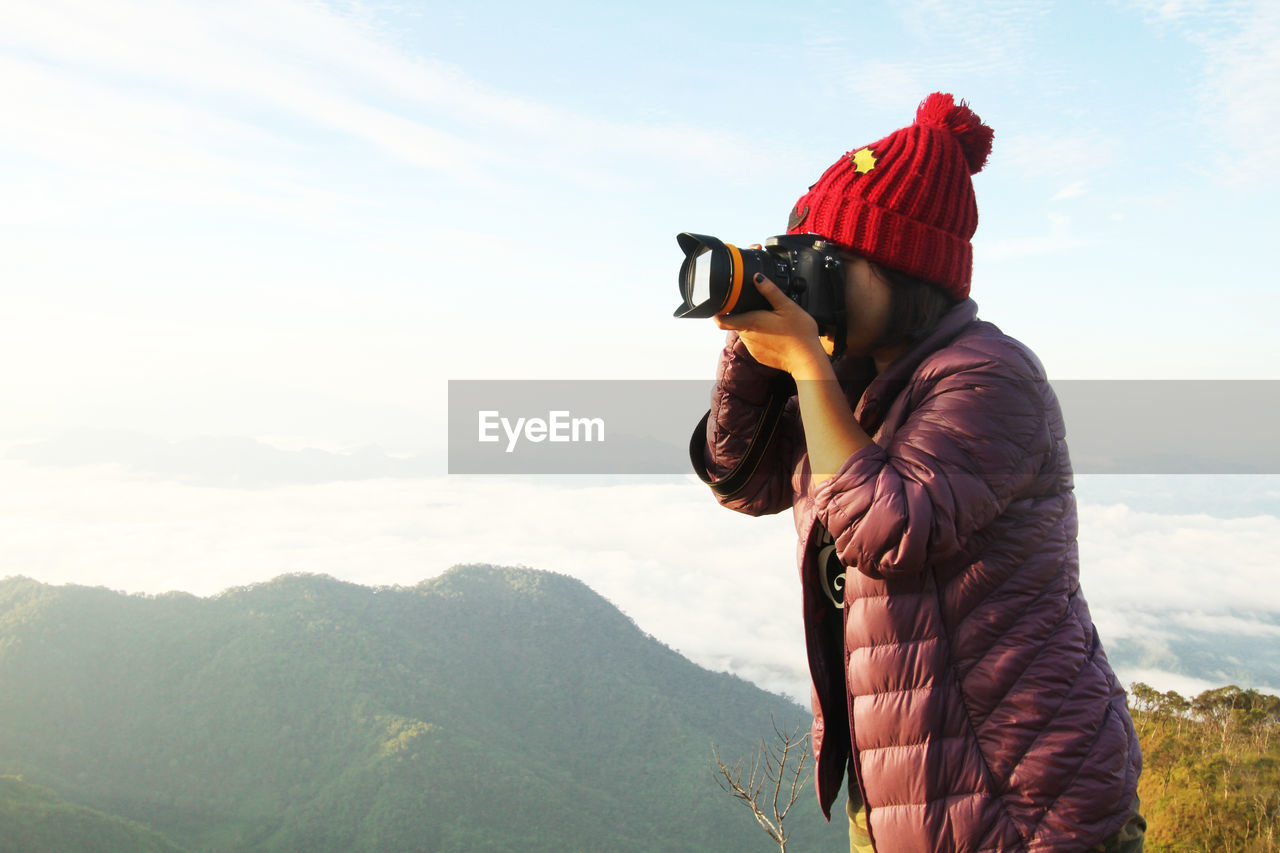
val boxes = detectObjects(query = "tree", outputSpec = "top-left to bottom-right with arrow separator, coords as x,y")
1130,682 -> 1280,852
711,716 -> 811,852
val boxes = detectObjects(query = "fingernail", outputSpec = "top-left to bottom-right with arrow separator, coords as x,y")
753,273 -> 764,284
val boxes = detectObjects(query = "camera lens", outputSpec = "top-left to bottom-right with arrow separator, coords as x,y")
675,233 -> 738,318
690,251 -> 714,309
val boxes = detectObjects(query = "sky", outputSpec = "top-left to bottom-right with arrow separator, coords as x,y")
2,0 -> 1279,700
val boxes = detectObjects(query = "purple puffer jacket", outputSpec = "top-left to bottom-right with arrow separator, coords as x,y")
694,299 -> 1141,853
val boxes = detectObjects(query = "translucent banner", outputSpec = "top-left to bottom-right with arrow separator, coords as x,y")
448,380 -> 1280,475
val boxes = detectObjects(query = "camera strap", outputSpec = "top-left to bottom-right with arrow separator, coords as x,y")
688,374 -> 795,498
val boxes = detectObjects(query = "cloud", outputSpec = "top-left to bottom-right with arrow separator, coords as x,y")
1198,6 -> 1280,185
979,212 -> 1086,260
6,429 -> 439,487
998,132 -> 1117,180
1075,474 -> 1280,518
1078,502 -> 1280,614
1051,181 -> 1088,201
1078,499 -> 1280,690
2,453 -> 1277,703
1126,0 -> 1254,26
1128,0 -> 1280,185
1120,668 -> 1226,697
0,54 -> 354,228
825,57 -> 932,114
1165,611 -> 1280,637
804,0 -> 1056,116
891,0 -> 1053,63
0,458 -> 815,698
0,0 -> 777,223
0,0 -> 494,178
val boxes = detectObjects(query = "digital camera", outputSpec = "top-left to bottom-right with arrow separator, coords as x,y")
673,233 -> 847,333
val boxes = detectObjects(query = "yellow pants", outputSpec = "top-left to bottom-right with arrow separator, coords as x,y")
847,796 -> 874,853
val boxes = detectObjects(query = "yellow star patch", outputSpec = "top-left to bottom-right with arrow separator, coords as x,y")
849,146 -> 877,175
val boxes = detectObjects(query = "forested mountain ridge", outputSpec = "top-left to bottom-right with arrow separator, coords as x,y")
1131,683 -> 1280,852
0,776 -> 187,853
0,566 -> 846,852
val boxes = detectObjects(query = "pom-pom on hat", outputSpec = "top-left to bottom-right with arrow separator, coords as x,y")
786,93 -> 993,299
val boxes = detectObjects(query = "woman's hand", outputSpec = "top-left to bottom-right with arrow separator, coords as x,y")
717,272 -> 872,482
715,274 -> 828,378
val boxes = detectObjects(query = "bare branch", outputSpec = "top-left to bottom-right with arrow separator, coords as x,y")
711,716 -> 813,852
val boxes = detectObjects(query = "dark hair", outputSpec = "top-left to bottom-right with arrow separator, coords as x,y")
870,263 -> 959,348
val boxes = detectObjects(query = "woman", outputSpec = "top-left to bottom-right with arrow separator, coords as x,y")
691,94 -> 1144,852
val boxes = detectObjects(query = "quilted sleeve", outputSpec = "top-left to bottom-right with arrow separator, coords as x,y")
814,352 -> 1056,577
690,332 -> 801,516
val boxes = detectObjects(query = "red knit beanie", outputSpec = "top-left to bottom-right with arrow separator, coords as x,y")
786,93 -> 993,299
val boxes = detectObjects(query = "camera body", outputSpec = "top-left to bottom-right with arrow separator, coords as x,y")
673,232 -> 847,334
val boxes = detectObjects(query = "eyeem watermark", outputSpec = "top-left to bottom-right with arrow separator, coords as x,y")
448,379 -> 1280,475
478,410 -> 605,453
449,380 -> 710,474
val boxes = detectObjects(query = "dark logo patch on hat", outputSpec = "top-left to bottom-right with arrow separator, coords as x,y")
788,204 -> 809,231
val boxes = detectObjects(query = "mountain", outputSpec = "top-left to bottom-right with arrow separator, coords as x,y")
0,776 -> 186,853
0,566 -> 847,852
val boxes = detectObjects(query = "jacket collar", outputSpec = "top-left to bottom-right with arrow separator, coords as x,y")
853,298 -> 980,432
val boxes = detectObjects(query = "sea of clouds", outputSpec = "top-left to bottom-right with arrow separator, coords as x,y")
2,434 -> 1277,704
